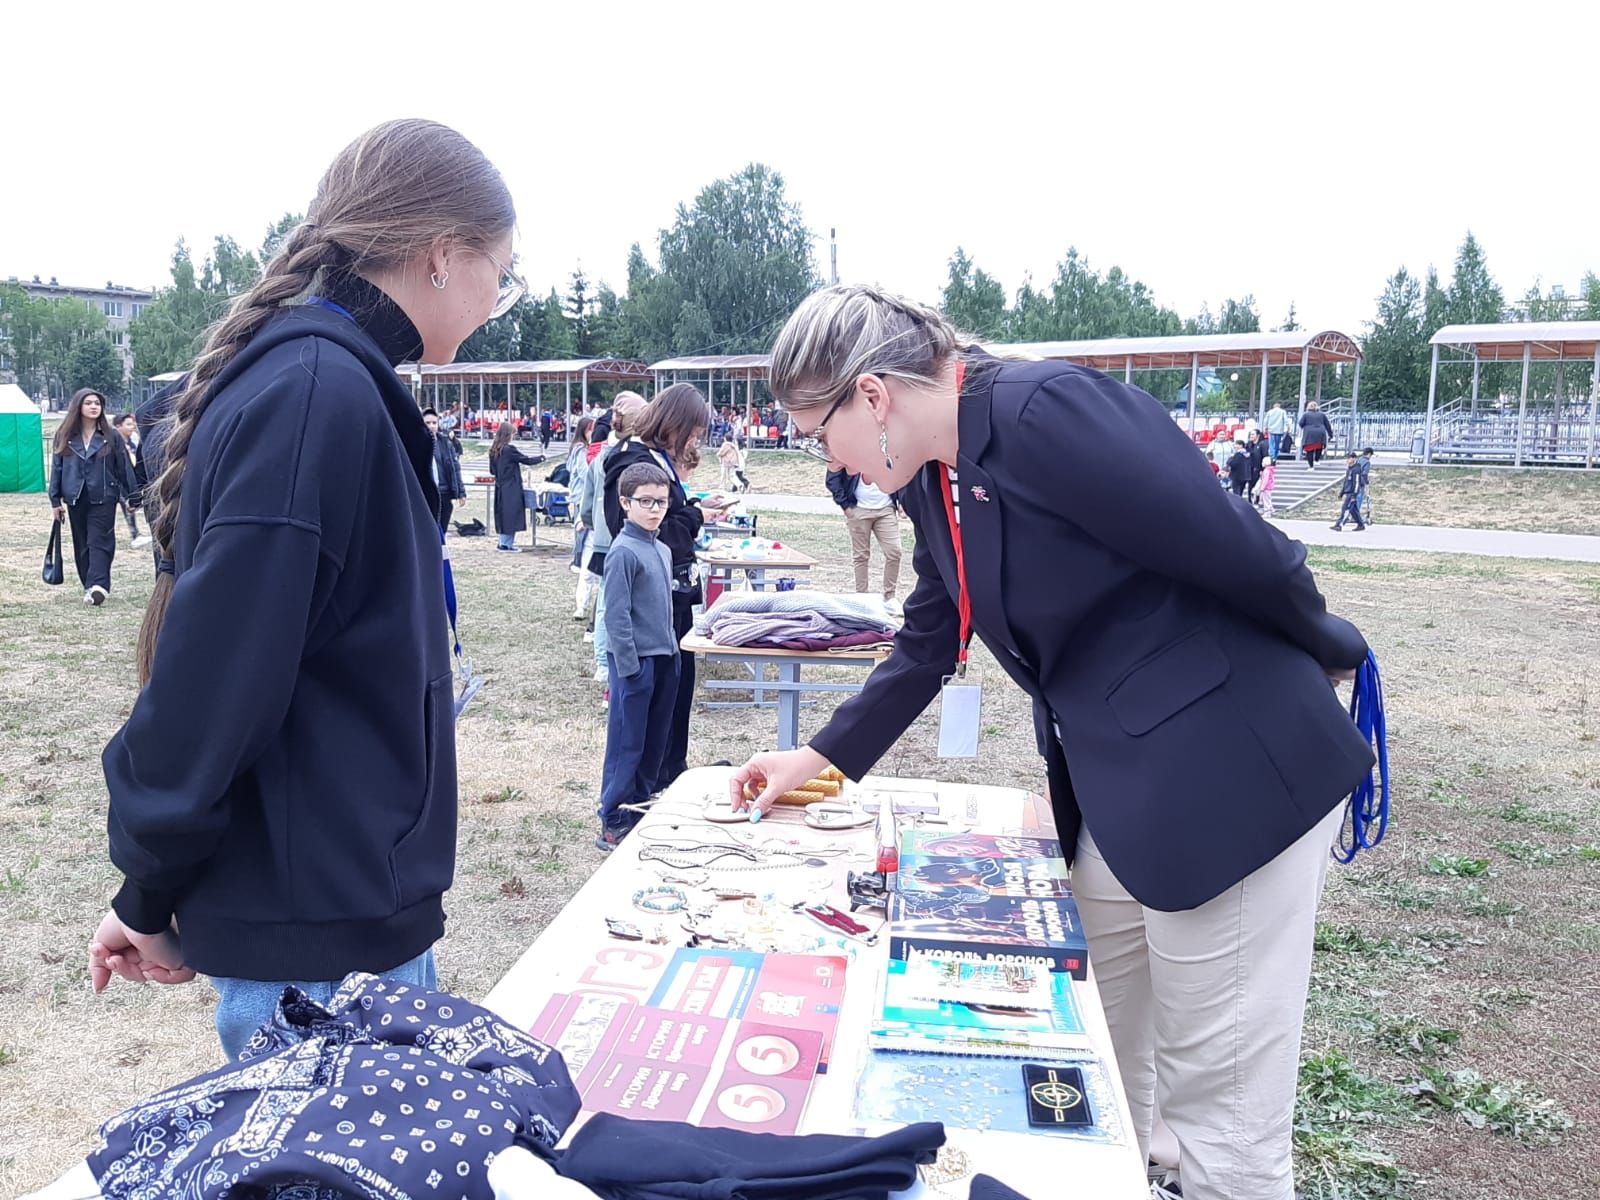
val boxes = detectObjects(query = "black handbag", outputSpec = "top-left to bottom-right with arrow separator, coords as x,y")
43,517 -> 64,586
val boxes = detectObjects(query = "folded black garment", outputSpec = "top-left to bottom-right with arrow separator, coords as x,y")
557,1113 -> 944,1200
970,1173 -> 1033,1200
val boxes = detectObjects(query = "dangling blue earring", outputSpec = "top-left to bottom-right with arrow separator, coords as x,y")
880,426 -> 893,470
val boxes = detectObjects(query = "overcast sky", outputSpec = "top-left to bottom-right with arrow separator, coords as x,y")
6,1 -> 1596,336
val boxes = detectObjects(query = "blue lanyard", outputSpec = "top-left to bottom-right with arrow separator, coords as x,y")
306,295 -> 481,718
1334,651 -> 1390,863
304,295 -> 355,322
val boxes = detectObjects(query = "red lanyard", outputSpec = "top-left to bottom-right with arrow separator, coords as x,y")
938,361 -> 972,677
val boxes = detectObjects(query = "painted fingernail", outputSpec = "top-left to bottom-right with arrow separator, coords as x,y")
749,809 -> 762,823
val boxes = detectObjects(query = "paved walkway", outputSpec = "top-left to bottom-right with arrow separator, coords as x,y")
742,495 -> 1600,564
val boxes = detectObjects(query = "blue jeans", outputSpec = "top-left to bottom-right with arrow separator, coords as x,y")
599,652 -> 679,828
571,526 -> 589,569
211,948 -> 437,1061
498,532 -> 516,549
1268,433 -> 1283,459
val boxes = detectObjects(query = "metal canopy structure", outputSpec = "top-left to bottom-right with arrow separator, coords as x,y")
397,358 -> 651,423
1423,322 -> 1600,467
649,355 -> 773,431
993,329 -> 1364,436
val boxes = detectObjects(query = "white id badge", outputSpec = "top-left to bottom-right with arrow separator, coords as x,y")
937,675 -> 983,758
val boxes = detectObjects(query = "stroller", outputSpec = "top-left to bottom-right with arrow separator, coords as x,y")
541,489 -> 572,525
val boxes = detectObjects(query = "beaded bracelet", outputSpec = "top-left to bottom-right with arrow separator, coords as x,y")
632,885 -> 688,914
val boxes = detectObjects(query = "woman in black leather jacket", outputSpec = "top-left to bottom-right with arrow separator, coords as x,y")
49,388 -> 137,604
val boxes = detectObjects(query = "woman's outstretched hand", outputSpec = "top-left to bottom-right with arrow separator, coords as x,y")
729,746 -> 832,817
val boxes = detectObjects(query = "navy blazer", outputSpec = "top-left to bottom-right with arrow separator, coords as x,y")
809,354 -> 1375,911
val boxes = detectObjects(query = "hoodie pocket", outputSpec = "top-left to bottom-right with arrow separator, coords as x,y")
390,672 -> 458,908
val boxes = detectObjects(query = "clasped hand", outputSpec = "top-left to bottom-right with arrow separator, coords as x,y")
88,910 -> 195,992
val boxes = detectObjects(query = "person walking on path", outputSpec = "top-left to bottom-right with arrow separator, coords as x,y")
595,462 -> 680,851
1264,402 -> 1292,459
1330,452 -> 1368,531
489,421 -> 544,550
828,466 -> 903,612
731,285 -> 1372,1200
423,407 -> 466,534
88,119 -> 520,1059
50,388 -> 138,604
1298,401 -> 1332,469
539,409 -> 553,451
113,412 -> 152,548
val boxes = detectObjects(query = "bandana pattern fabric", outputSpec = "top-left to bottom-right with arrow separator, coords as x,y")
88,974 -> 579,1200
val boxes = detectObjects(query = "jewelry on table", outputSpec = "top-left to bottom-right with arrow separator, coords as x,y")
632,885 -> 688,914
918,1143 -> 974,1197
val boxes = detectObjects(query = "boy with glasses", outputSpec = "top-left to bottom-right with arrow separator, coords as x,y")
595,463 -> 680,850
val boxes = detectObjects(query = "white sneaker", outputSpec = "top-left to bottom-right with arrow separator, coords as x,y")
83,590 -> 95,604
89,586 -> 107,606
132,535 -> 152,549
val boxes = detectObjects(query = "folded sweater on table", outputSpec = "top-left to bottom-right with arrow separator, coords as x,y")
696,590 -> 896,648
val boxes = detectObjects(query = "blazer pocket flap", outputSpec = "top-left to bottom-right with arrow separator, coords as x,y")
1107,632 -> 1230,736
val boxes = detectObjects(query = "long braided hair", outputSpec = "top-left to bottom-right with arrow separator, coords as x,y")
136,119 -> 514,682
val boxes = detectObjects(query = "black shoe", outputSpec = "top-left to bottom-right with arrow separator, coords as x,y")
710,759 -> 732,768
1330,524 -> 1343,531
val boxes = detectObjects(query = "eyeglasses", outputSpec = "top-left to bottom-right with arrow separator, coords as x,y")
483,251 -> 528,320
793,387 -> 853,463
624,496 -> 669,512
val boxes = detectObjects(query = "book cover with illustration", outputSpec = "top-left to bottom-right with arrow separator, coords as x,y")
899,831 -> 1064,861
871,958 -> 1092,1055
887,891 -> 1088,979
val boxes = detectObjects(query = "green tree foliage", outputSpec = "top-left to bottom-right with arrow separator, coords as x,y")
940,247 -> 1008,339
1360,267 -> 1428,407
0,282 -> 48,392
129,241 -> 211,378
624,163 -> 819,362
1444,232 -> 1504,327
67,334 -> 125,399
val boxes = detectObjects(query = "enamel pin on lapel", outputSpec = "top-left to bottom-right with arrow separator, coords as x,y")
970,485 -> 989,502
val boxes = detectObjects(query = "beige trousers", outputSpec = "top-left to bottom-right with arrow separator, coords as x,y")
1073,803 -> 1343,1200
845,505 -> 902,599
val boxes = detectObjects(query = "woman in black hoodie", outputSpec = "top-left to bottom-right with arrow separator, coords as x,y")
49,388 -> 137,604
89,120 -> 522,1059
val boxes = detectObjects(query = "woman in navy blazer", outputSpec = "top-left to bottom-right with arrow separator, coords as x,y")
731,286 -> 1374,1200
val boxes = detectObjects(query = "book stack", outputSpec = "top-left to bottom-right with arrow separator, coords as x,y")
887,831 -> 1090,980
854,832 -> 1125,1145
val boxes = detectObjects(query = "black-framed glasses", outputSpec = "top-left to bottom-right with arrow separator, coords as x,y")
483,251 -> 528,320
793,387 -> 853,463
624,496 -> 669,512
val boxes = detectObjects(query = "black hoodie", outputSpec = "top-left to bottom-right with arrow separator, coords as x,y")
103,274 -> 456,981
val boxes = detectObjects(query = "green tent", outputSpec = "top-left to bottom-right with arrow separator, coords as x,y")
0,384 -> 47,493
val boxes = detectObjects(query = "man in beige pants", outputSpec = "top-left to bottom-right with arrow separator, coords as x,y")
828,468 -> 902,612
